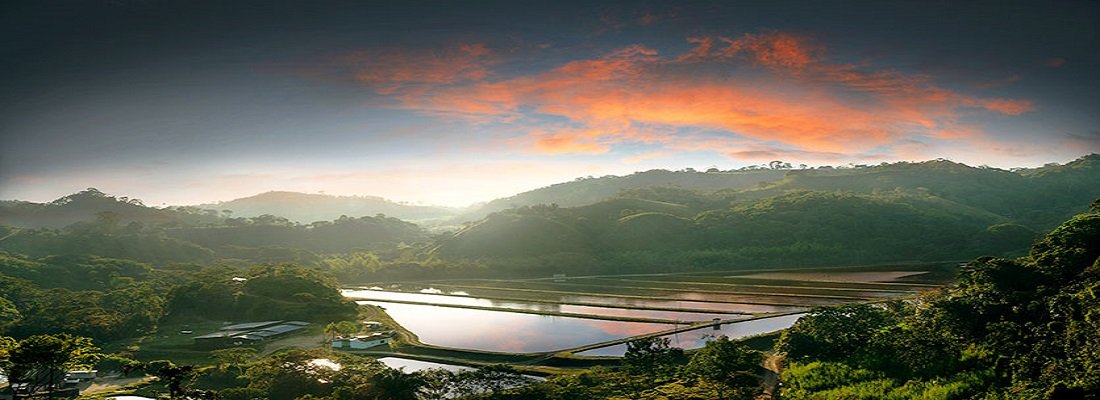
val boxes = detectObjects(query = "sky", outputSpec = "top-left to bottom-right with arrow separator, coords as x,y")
1,1 -> 1098,207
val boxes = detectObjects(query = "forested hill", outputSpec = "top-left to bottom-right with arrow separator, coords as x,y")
434,155 -> 1100,274
743,155 -> 1100,229
776,203 -> 1100,397
199,191 -> 458,223
0,190 -> 429,267
0,155 -> 1096,276
462,155 -> 1099,227
0,188 -> 211,229
464,168 -> 787,220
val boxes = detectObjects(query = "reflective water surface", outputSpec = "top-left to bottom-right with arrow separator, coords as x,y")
575,313 -> 806,357
344,289 -> 747,322
358,300 -> 675,353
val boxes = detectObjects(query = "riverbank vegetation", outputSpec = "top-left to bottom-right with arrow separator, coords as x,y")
778,204 -> 1100,398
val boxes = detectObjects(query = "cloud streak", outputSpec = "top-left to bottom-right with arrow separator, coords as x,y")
330,32 -> 1034,161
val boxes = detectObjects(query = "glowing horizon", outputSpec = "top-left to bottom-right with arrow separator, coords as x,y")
1,2 -> 1097,207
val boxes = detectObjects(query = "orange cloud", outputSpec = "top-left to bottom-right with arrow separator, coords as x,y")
529,129 -> 611,155
678,32 -> 821,69
333,33 -> 1033,159
965,98 -> 1034,115
722,32 -> 821,69
340,43 -> 493,94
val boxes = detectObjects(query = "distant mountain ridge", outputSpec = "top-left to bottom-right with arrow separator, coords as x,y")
0,188 -> 186,228
431,154 -> 1100,269
462,168 -> 788,220
2,155 -> 1097,231
198,191 -> 459,223
0,155 -> 1096,272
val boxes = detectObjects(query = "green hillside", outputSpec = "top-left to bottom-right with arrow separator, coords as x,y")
465,169 -> 786,219
0,188 -> 218,229
0,156 -> 1095,278
433,155 -> 1099,273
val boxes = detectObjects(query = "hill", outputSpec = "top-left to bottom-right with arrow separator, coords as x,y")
0,155 -> 1096,277
433,191 -> 1025,271
777,206 -> 1100,397
199,191 -> 458,224
432,155 -> 1100,273
463,169 -> 787,220
0,188 -> 212,229
743,155 -> 1100,229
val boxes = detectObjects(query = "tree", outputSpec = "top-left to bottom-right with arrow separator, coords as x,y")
324,321 -> 360,344
686,337 -> 762,399
448,364 -> 530,397
1,334 -> 101,399
777,304 -> 894,362
417,368 -> 458,399
368,367 -> 424,400
210,347 -> 257,372
243,349 -> 335,400
622,336 -> 684,378
0,336 -> 15,369
1028,214 -> 1100,283
0,297 -> 21,331
144,360 -> 197,399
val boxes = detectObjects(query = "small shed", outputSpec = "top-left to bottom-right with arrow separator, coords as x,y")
66,370 -> 97,381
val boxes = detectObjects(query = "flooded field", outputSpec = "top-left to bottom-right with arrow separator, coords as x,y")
359,300 -> 674,353
344,289 -> 748,322
411,286 -> 810,314
433,280 -> 856,306
575,313 -> 806,356
572,277 -> 914,298
733,271 -> 929,282
346,263 -> 954,356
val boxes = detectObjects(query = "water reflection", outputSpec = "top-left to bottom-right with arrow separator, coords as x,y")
438,281 -> 846,306
358,301 -> 672,353
733,271 -> 927,282
377,357 -> 474,373
575,313 -> 806,357
343,289 -> 747,322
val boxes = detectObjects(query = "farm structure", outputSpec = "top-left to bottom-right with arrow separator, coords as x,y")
193,320 -> 310,348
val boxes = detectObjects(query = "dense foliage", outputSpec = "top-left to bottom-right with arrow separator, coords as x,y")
166,264 -> 357,322
0,256 -> 353,340
777,206 -> 1100,398
432,156 -> 1098,275
433,190 -> 1035,275
175,338 -> 763,400
0,333 -> 102,397
0,197 -> 425,266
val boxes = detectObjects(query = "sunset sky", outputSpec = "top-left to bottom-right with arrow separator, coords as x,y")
2,1 -> 1098,207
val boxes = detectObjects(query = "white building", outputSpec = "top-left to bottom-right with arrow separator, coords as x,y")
332,332 -> 393,349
